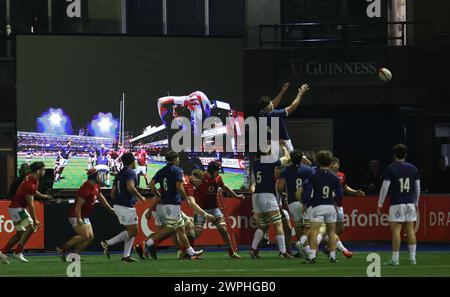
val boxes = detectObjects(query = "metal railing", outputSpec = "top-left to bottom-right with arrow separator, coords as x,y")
259,21 -> 435,48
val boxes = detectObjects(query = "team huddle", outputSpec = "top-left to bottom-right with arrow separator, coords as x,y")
0,83 -> 420,267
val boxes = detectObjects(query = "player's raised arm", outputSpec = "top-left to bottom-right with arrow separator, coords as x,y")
25,194 -> 40,230
279,145 -> 291,166
285,84 -> 309,116
272,82 -> 290,109
126,179 -> 145,203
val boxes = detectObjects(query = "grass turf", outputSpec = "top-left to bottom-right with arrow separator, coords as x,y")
1,251 -> 450,277
17,156 -> 244,190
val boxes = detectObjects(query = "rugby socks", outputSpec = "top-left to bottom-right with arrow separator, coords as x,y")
317,234 -> 323,245
308,249 -> 316,260
123,237 -> 135,258
275,235 -> 286,254
186,247 -> 195,256
408,244 -> 417,261
329,251 -> 336,260
106,231 -> 129,246
15,244 -> 24,254
251,229 -> 264,250
146,238 -> 154,246
336,240 -> 347,252
392,251 -> 400,262
300,235 -> 308,245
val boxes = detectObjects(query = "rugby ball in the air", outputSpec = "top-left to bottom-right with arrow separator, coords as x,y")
379,67 -> 392,82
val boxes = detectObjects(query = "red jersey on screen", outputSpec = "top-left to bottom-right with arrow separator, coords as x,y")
10,174 -> 39,208
109,150 -> 119,160
337,171 -> 347,187
195,174 -> 224,210
136,150 -> 148,166
68,181 -> 100,218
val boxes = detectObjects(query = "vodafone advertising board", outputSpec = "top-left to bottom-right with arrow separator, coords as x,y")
0,201 -> 45,249
135,195 -> 450,246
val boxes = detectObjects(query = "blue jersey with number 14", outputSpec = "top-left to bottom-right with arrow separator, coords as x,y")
384,161 -> 419,205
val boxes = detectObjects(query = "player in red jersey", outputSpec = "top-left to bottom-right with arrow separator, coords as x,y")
135,148 -> 149,189
108,148 -> 121,174
190,161 -> 245,259
327,156 -> 365,258
0,162 -> 46,264
57,168 -> 115,261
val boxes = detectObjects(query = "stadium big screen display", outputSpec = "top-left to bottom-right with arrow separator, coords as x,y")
17,35 -> 244,190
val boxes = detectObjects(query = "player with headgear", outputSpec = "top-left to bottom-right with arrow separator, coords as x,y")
190,161 -> 245,259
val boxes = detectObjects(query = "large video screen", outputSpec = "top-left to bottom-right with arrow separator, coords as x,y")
17,35 -> 244,190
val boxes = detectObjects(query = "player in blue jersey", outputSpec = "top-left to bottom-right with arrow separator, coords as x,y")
54,141 -> 73,182
305,150 -> 342,263
249,141 -> 293,259
258,83 -> 309,152
87,145 -> 97,170
145,150 -> 206,260
377,144 -> 420,266
101,152 -> 146,262
277,149 -> 314,256
95,144 -> 111,186
25,147 -> 33,164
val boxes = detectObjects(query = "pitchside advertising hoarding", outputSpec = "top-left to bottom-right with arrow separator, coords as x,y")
1,196 -> 450,250
0,201 -> 45,249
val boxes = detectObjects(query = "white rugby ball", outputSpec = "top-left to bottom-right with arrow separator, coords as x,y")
379,67 -> 392,82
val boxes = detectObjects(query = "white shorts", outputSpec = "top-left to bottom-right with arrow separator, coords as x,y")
8,208 -> 33,231
252,193 -> 280,214
68,217 -> 91,228
389,203 -> 417,222
308,205 -> 337,223
113,205 -> 138,226
336,206 -> 344,223
136,165 -> 147,175
152,205 -> 193,227
288,201 -> 304,223
157,204 -> 184,229
88,157 -> 96,163
195,208 -> 224,225
60,157 -> 68,167
95,164 -> 110,172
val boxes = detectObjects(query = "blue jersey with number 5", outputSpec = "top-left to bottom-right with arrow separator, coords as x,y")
280,164 -> 314,204
253,159 -> 281,194
384,161 -> 419,205
152,164 -> 184,205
